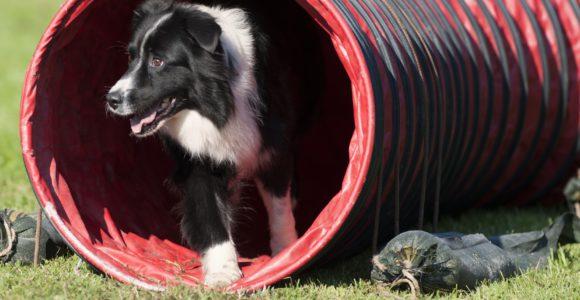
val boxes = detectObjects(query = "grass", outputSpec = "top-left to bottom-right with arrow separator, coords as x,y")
1,207 -> 578,299
0,1 -> 578,299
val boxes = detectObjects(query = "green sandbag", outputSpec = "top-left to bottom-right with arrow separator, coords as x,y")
371,213 -> 577,292
0,209 -> 67,264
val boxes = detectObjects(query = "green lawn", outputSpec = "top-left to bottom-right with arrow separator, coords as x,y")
0,1 -> 578,299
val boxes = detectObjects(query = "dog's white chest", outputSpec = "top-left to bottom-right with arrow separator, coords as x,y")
161,109 -> 261,173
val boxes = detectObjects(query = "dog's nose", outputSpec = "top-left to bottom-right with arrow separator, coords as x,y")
106,92 -> 122,110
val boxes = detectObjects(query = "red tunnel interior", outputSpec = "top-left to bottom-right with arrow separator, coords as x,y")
22,0 -> 360,289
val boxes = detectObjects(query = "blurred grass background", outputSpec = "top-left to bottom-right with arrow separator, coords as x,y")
0,1 -> 578,299
0,0 -> 62,212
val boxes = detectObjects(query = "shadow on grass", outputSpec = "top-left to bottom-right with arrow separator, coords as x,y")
274,249 -> 374,288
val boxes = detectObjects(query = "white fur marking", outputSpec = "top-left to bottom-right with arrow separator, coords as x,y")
108,73 -> 137,116
256,181 -> 298,256
162,108 -> 260,172
109,77 -> 134,95
202,241 -> 242,287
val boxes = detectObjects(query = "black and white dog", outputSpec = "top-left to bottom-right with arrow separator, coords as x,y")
106,0 -> 301,287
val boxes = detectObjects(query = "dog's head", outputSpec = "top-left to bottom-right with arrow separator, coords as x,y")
106,0 -> 233,137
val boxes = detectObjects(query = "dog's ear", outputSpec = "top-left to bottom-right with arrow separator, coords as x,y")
184,11 -> 222,53
133,0 -> 174,26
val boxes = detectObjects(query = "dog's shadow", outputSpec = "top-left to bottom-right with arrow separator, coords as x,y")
274,249 -> 373,288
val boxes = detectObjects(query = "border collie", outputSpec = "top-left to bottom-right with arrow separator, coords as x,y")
106,0 -> 300,287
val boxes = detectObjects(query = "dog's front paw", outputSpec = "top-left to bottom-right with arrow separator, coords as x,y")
204,261 -> 242,288
202,242 -> 242,288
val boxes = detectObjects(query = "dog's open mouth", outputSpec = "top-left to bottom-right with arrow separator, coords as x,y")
130,97 -> 177,136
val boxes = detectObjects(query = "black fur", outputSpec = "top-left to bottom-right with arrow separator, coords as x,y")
164,136 -> 236,251
246,5 -> 302,199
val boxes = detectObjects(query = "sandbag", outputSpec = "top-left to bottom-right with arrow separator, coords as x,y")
0,210 -> 67,264
371,213 -> 577,292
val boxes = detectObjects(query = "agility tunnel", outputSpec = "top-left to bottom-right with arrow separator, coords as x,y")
20,0 -> 578,291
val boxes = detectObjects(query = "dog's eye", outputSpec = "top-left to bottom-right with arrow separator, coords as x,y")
150,58 -> 164,68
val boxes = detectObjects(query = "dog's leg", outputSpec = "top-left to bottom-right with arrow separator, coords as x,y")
257,182 -> 298,255
180,167 -> 242,288
256,154 -> 298,256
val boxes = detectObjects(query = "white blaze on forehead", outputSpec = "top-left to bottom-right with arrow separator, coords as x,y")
140,13 -> 174,57
109,13 -> 174,96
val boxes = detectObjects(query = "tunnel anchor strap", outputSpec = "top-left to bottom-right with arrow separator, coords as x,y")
370,0 -> 442,256
0,218 -> 16,259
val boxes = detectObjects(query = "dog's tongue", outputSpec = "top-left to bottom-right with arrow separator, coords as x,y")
130,110 -> 157,134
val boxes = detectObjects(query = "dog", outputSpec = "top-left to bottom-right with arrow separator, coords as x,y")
106,0 -> 302,287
